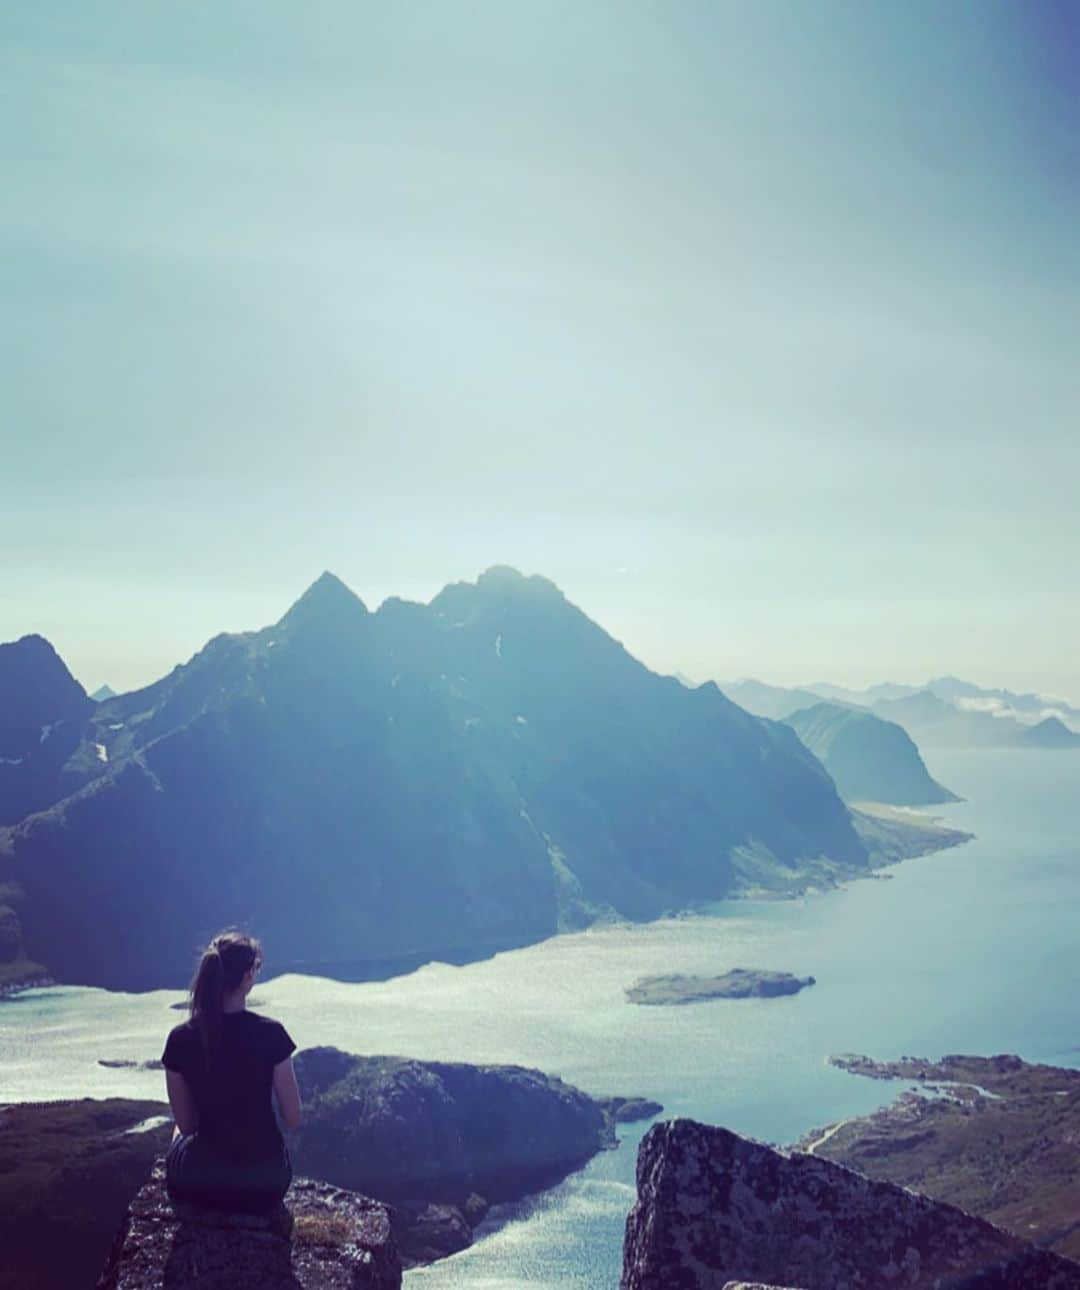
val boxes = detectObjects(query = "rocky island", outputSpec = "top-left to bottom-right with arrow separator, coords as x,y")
626,969 -> 815,1006
797,1052 -> 1080,1261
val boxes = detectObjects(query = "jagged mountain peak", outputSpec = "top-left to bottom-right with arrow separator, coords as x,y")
0,634 -> 91,760
279,571 -> 369,631
432,567 -> 569,622
476,565 -> 565,601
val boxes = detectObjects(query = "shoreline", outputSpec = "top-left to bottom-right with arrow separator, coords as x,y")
1,805 -> 972,1002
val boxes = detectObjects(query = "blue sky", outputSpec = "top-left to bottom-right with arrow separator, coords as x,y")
3,3 -> 1078,696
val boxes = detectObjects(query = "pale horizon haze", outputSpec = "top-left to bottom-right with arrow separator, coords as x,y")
4,3 -> 1078,701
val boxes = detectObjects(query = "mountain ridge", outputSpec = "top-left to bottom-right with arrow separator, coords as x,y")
0,569 -> 950,990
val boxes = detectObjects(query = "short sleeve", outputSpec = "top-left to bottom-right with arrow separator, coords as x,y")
161,1024 -> 193,1073
268,1021 -> 296,1066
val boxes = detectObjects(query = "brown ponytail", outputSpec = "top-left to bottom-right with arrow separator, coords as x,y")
188,930 -> 261,1067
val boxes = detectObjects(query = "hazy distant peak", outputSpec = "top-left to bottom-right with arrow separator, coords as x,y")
90,684 -> 117,702
431,566 -> 571,625
476,565 -> 566,601
279,571 -> 369,630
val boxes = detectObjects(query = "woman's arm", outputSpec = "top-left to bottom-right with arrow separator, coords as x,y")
166,1069 -> 199,1136
272,1055 -> 303,1130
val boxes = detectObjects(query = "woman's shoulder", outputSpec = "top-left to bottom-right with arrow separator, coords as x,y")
238,1011 -> 296,1061
161,1018 -> 199,1069
236,1010 -> 287,1030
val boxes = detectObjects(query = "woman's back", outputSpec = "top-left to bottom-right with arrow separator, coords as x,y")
162,1010 -> 295,1161
163,930 -> 299,1216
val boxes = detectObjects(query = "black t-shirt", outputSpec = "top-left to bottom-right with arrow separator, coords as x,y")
162,1011 -> 296,1161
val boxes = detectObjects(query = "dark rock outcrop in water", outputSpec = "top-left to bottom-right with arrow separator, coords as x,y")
291,1046 -> 649,1261
626,969 -> 815,1005
97,1159 -> 400,1289
620,1118 -> 1080,1289
802,1053 -> 1080,1262
0,568 -> 873,990
783,701 -> 958,806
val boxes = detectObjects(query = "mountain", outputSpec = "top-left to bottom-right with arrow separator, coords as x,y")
872,690 -> 1080,749
808,680 -> 921,705
719,678 -> 824,720
925,676 -> 1080,727
0,634 -> 95,826
90,684 -> 117,701
0,568 -> 871,990
805,676 -> 1080,740
783,702 -> 958,806
1018,716 -> 1080,749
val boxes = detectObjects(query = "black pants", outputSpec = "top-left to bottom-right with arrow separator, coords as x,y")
165,1132 -> 292,1216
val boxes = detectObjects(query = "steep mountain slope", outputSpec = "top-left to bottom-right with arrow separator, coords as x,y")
783,701 -> 958,805
0,569 -> 868,989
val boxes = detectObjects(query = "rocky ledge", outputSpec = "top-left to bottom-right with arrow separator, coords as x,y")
626,969 -> 815,1006
620,1118 -> 1080,1289
799,1053 -> 1080,1261
97,1158 -> 400,1289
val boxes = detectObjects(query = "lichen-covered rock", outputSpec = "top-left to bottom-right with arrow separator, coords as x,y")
621,1119 -> 1080,1289
97,1159 -> 401,1289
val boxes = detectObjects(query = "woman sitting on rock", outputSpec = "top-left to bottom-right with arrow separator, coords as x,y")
161,930 -> 302,1216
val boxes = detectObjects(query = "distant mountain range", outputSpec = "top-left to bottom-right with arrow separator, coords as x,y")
1,568 -> 910,992
724,677 -> 1080,751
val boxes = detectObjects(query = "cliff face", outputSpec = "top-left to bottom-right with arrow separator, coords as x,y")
620,1119 -> 1080,1290
97,1159 -> 400,1290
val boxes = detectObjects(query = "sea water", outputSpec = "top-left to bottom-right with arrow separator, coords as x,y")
2,748 -> 1078,1287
